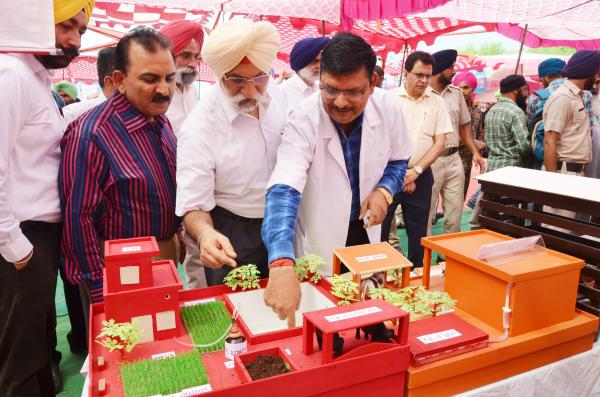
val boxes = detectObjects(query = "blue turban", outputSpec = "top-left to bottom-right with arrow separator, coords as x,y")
432,49 -> 457,75
561,50 -> 600,80
290,36 -> 331,72
538,58 -> 566,78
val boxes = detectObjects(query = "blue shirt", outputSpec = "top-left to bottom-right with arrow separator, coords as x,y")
333,114 -> 363,220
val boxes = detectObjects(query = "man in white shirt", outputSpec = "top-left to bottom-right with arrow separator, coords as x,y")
0,1 -> 93,394
382,51 -> 452,268
62,46 -> 117,126
281,36 -> 330,108
160,20 -> 204,134
262,32 -> 412,326
176,19 -> 286,286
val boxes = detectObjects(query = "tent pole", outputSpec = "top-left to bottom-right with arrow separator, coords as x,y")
321,20 -> 326,36
398,42 -> 409,86
514,24 -> 528,75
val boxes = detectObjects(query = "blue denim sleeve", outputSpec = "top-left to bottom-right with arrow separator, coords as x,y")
376,159 -> 409,196
261,183 -> 302,263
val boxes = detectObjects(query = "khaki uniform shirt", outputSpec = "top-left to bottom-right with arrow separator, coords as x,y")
543,79 -> 592,163
392,85 -> 453,167
432,84 -> 471,148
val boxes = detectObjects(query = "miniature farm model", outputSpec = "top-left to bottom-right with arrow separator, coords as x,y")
87,234 -> 598,397
89,244 -> 412,396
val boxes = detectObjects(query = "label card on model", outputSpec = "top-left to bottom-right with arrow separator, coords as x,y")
325,306 -> 382,322
416,329 -> 462,344
356,254 -> 388,263
122,245 -> 142,253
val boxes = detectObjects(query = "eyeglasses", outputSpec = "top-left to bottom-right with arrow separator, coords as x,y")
223,73 -> 270,87
409,72 -> 432,81
320,83 -> 369,100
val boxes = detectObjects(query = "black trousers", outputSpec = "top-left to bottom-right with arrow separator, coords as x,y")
53,264 -> 87,355
381,168 -> 434,268
204,207 -> 269,286
0,221 -> 61,397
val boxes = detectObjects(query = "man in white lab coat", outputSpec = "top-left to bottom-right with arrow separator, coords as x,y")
261,32 -> 413,325
281,36 -> 330,108
176,20 -> 286,287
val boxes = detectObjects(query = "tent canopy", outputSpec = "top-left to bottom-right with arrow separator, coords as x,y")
57,0 -> 600,83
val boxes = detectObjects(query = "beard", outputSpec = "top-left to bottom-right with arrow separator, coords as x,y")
298,67 -> 319,85
516,93 -> 527,112
225,86 -> 271,114
583,76 -> 596,91
438,74 -> 453,87
35,47 -> 79,69
176,67 -> 198,86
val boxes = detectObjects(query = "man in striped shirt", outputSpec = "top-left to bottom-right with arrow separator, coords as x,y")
59,28 -> 183,306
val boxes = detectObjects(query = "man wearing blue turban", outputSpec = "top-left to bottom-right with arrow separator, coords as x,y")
281,36 -> 331,110
526,58 -> 566,128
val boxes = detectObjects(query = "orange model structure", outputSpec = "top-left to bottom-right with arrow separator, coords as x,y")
332,242 -> 413,290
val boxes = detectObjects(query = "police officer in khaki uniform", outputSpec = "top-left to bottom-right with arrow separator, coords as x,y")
544,50 -> 600,176
428,50 -> 485,237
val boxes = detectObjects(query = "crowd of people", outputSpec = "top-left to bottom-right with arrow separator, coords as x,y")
1,0 -> 600,395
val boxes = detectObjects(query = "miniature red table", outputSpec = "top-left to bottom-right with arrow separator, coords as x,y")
303,299 -> 409,364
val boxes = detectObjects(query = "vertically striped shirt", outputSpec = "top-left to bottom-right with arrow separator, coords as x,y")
59,91 -> 180,301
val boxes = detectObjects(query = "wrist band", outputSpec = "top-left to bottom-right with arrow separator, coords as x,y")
268,258 -> 294,269
376,187 -> 393,205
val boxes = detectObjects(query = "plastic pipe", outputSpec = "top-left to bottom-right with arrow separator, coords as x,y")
489,283 -> 513,343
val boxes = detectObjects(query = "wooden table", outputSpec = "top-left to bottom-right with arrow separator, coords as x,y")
474,167 -> 600,317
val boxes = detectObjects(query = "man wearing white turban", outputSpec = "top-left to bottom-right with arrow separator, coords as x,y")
176,19 -> 287,287
0,1 -> 94,394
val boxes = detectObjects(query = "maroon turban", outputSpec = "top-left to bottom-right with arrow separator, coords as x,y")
160,20 -> 205,56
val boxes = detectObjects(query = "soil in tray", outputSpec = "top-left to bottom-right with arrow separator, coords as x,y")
245,355 -> 291,380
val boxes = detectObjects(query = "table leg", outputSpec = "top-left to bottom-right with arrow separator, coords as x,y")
423,248 -> 432,289
303,318 -> 314,354
401,267 -> 411,288
322,332 -> 334,364
333,255 -> 341,276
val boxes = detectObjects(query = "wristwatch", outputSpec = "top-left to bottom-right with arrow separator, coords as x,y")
376,187 -> 393,205
413,165 -> 423,175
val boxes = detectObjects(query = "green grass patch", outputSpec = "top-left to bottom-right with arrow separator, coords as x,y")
180,301 -> 231,353
120,351 -> 208,397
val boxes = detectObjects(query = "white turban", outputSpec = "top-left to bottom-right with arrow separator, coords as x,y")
201,19 -> 280,79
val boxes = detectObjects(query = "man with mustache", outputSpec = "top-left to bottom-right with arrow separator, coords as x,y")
428,50 -> 485,240
281,36 -> 330,109
160,20 -> 204,135
544,50 -> 600,176
176,19 -> 286,286
261,32 -> 412,326
0,1 -> 94,394
59,28 -> 183,310
382,51 -> 452,269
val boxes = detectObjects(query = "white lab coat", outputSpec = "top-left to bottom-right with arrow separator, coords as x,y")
268,88 -> 413,275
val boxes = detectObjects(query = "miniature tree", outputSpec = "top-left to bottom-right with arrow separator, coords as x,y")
330,275 -> 359,305
96,319 -> 142,355
294,254 -> 323,284
387,268 -> 403,288
369,286 -> 456,320
224,264 -> 261,291
428,290 -> 457,317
